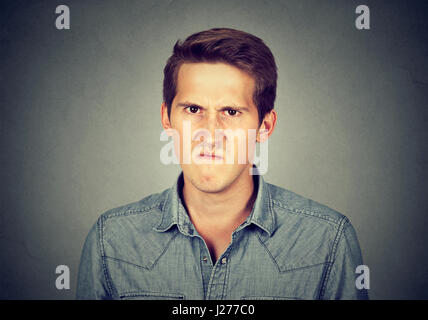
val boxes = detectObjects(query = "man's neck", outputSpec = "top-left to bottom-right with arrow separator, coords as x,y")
181,168 -> 257,228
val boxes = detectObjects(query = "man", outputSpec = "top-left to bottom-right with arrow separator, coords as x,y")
76,28 -> 368,300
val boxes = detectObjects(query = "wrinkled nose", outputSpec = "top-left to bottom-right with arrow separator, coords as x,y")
194,114 -> 225,150
206,112 -> 221,134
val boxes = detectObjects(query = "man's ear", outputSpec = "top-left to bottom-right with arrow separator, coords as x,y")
257,109 -> 277,143
161,102 -> 173,135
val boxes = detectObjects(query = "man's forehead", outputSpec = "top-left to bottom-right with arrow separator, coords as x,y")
178,61 -> 253,76
174,62 -> 256,108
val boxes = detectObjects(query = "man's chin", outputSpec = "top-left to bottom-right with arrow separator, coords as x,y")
182,163 -> 246,194
192,164 -> 225,183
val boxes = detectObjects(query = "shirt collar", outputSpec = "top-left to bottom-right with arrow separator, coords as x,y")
154,167 -> 276,237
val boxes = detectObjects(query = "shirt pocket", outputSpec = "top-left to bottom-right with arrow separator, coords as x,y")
119,291 -> 185,300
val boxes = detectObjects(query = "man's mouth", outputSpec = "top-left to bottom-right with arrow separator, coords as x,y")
198,152 -> 223,160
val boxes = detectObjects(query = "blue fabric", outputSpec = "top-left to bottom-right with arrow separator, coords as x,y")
76,172 -> 368,300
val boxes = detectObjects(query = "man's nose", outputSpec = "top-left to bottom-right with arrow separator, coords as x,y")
205,112 -> 221,132
200,113 -> 224,145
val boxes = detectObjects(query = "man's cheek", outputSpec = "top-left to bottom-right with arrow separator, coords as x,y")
171,133 -> 181,163
246,129 -> 258,164
223,131 -> 246,164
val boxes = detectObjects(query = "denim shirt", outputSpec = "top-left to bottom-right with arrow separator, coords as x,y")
76,172 -> 368,300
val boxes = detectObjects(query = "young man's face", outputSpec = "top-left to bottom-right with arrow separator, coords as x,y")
161,62 -> 273,193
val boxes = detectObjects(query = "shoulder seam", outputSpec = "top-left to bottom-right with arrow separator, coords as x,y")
97,216 -> 114,298
318,216 -> 349,299
271,199 -> 342,227
102,202 -> 163,222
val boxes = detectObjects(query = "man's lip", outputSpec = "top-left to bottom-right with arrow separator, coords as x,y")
199,153 -> 223,159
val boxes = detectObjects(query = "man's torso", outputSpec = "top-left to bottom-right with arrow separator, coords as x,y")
79,176 -> 365,300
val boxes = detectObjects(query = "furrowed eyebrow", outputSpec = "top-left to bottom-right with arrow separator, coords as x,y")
219,106 -> 250,112
176,102 -> 249,112
176,102 -> 204,109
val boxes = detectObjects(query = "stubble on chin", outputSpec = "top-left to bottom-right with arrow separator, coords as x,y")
182,163 -> 251,194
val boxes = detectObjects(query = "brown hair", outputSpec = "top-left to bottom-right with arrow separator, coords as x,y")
163,28 -> 277,126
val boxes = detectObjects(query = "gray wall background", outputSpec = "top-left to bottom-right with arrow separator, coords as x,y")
1,0 -> 427,299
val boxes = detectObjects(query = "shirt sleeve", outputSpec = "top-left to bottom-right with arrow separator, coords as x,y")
76,218 -> 112,299
321,219 -> 369,300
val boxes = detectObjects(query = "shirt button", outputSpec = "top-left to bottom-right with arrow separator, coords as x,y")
203,256 -> 208,262
221,257 -> 227,264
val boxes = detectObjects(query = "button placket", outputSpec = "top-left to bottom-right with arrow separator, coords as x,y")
198,238 -> 214,299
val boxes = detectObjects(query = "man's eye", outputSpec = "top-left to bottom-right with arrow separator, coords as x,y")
186,106 -> 200,114
225,109 -> 239,116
